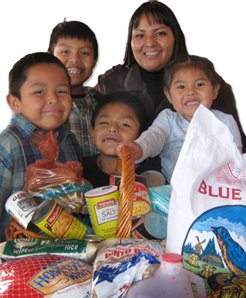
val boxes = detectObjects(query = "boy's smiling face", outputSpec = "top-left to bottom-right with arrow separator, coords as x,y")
90,103 -> 141,157
53,37 -> 97,95
8,63 -> 72,131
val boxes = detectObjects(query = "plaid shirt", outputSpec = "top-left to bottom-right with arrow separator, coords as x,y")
63,87 -> 98,157
0,113 -> 82,242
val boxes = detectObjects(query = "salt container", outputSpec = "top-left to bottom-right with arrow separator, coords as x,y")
126,253 -> 207,298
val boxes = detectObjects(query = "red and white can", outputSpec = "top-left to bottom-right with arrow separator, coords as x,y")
110,171 -> 152,219
5,191 -> 39,229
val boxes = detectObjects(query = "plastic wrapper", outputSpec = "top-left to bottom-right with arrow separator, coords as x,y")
0,237 -> 98,264
91,238 -> 165,298
23,130 -> 92,213
0,254 -> 92,297
166,105 -> 246,296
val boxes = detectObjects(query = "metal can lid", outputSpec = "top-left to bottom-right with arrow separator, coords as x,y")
135,174 -> 148,187
31,198 -> 55,224
140,171 -> 166,188
144,211 -> 167,239
109,171 -> 122,178
83,234 -> 105,243
84,185 -> 118,198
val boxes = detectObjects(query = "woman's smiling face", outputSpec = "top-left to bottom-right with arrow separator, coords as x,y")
90,102 -> 140,157
131,13 -> 175,72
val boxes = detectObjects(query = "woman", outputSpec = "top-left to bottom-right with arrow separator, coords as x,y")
96,1 -> 187,121
95,1 -> 246,152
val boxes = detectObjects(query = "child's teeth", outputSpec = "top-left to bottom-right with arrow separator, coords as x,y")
186,101 -> 199,106
68,69 -> 81,74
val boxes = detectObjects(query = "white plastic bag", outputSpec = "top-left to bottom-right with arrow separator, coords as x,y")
166,105 -> 246,297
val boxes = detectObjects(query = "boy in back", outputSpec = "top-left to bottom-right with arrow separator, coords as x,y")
48,20 -> 100,157
0,52 -> 82,242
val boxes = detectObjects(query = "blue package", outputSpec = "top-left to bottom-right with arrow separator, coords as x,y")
148,185 -> 172,219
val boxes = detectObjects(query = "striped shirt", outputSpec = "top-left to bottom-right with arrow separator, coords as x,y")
63,87 -> 99,157
0,113 -> 82,242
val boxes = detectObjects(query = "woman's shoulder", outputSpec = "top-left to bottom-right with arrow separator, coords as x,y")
96,64 -> 129,85
100,64 -> 129,77
95,64 -> 140,94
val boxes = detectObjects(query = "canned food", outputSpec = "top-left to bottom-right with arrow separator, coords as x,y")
140,171 -> 166,188
31,199 -> 87,239
5,191 -> 39,229
132,215 -> 142,225
110,171 -> 147,188
131,211 -> 167,240
83,234 -> 105,244
110,172 -> 152,219
109,171 -> 122,187
85,185 -> 119,240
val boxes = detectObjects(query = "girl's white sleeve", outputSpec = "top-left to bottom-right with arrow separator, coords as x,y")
134,120 -> 168,164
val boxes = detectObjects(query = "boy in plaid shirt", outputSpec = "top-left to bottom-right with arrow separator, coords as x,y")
48,20 -> 100,157
0,52 -> 82,242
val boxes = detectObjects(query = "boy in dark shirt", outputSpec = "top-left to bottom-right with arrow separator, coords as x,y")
83,91 -> 161,188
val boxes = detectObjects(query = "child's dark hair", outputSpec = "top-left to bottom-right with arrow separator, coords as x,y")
91,92 -> 149,135
164,55 -> 220,91
9,52 -> 70,100
48,20 -> 98,59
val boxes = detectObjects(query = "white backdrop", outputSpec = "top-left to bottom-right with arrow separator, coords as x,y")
1,1 -> 245,131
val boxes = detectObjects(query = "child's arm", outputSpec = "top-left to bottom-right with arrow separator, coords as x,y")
134,126 -> 166,163
117,141 -> 143,160
214,110 -> 243,153
117,109 -> 170,162
0,157 -> 14,242
117,126 -> 166,163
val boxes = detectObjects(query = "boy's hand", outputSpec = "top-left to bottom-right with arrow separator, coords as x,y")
116,141 -> 143,160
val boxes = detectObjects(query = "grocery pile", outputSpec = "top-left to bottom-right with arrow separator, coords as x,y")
1,142 -> 170,297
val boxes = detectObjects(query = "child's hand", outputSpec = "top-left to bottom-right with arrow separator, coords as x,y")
116,141 -> 143,160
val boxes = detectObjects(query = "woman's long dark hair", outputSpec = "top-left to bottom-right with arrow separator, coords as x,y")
124,1 -> 188,67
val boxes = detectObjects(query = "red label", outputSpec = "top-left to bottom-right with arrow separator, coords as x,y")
109,175 -> 116,186
97,198 -> 116,208
47,204 -> 62,224
12,192 -> 29,201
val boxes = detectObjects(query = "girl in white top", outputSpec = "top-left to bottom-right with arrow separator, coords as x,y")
117,55 -> 242,183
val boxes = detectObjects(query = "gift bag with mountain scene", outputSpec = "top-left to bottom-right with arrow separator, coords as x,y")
166,105 -> 246,297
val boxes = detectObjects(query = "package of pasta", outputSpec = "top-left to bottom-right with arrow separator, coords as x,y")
0,254 -> 92,297
23,130 -> 92,214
